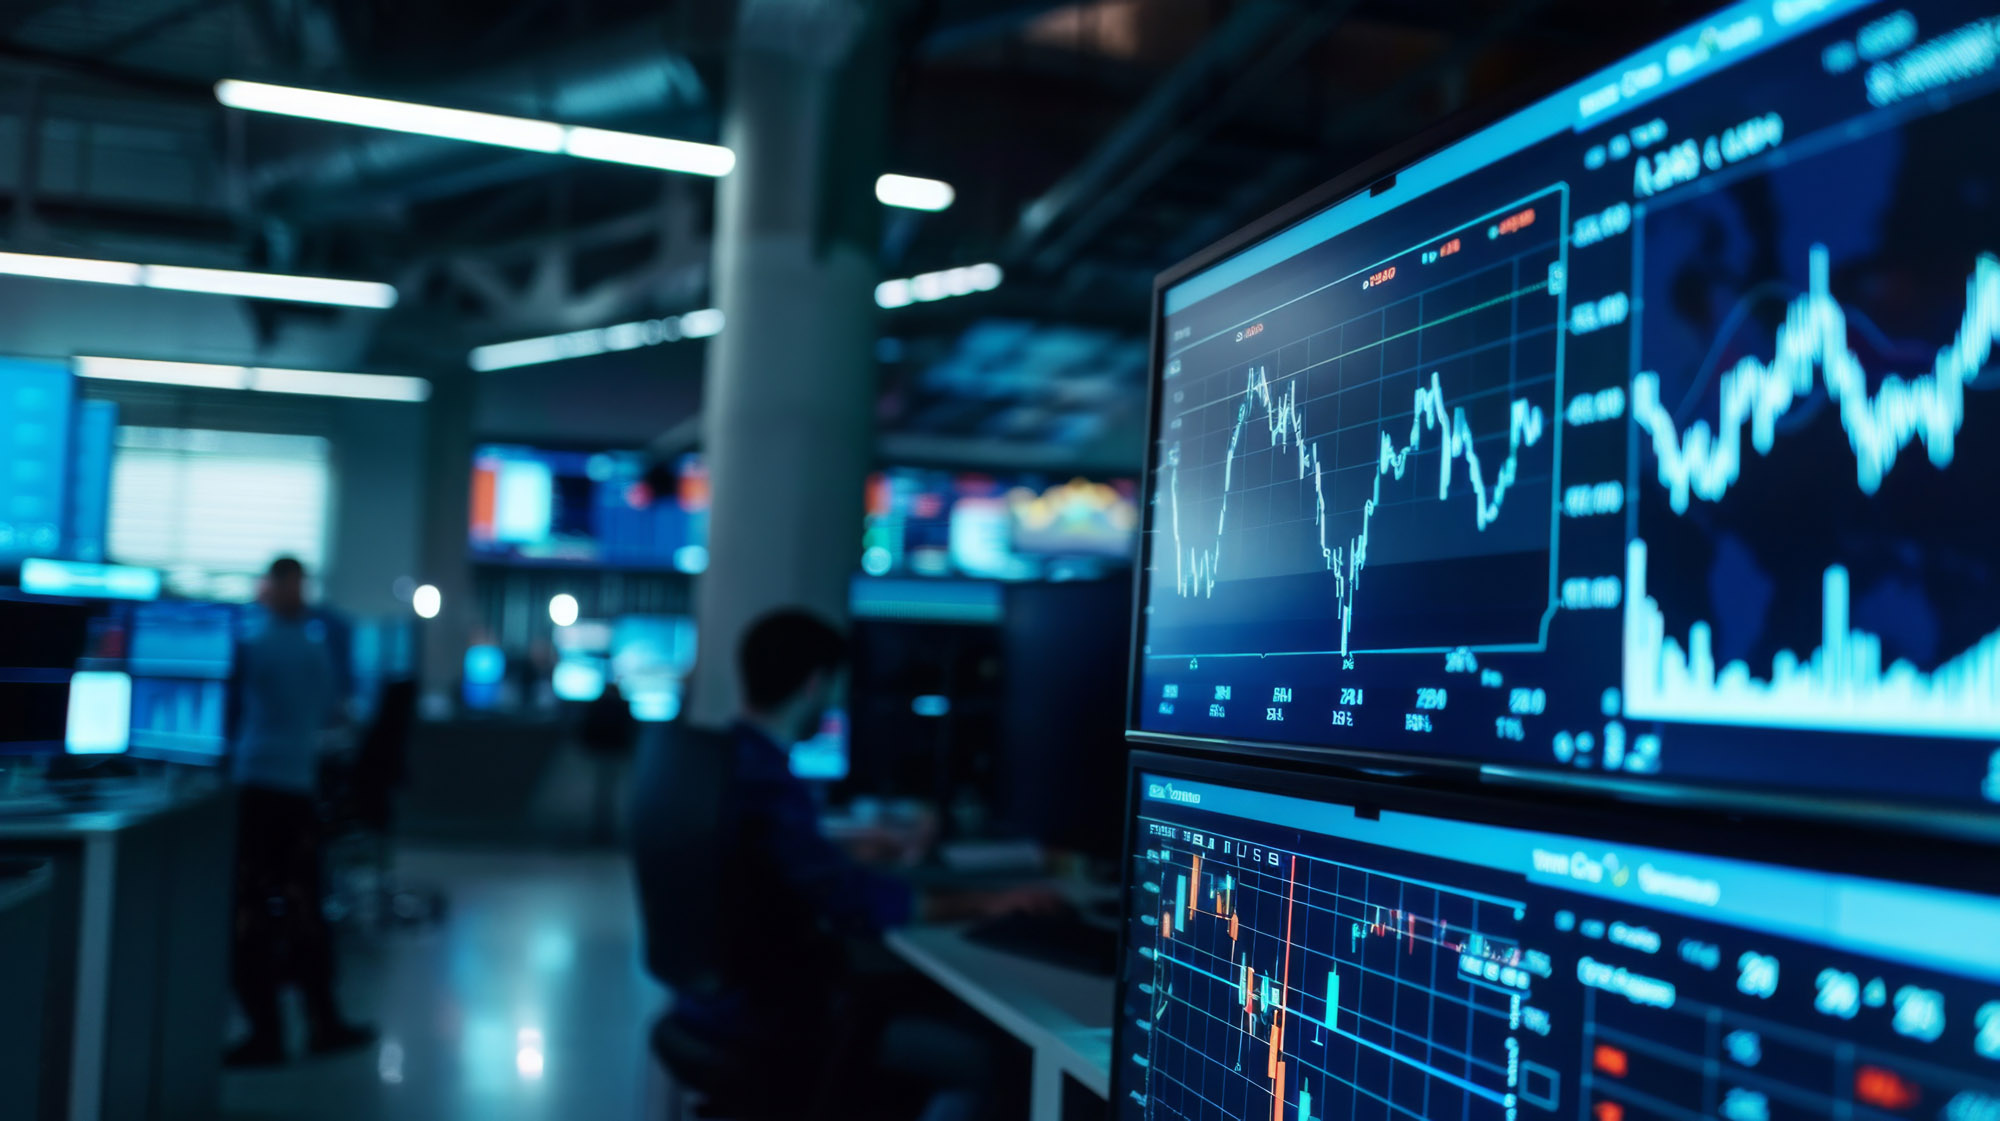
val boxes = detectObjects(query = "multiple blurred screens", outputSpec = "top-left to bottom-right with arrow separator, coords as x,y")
469,446 -> 711,572
469,444 -> 1141,584
863,470 -> 1139,582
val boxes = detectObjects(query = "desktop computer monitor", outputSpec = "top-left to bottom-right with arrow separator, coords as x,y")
123,602 -> 235,764
996,577 -> 1132,861
0,597 -> 91,754
67,399 -> 117,564
790,708 -> 849,782
1113,753 -> 2000,1121
1131,0 -> 2000,814
610,614 -> 697,722
0,358 -> 72,563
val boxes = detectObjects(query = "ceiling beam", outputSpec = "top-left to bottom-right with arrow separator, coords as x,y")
1030,0 -> 1361,271
91,0 -> 230,59
1005,0 -> 1308,259
0,0 -> 70,38
0,39 -> 210,98
918,0 -> 1074,58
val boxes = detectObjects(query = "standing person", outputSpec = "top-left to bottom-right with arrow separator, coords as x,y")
225,556 -> 374,1066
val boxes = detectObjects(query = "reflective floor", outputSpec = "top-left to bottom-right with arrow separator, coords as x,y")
222,847 -> 665,1121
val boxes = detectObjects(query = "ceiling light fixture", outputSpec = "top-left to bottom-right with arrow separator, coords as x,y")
0,251 -> 397,308
217,81 -> 952,205
874,263 -> 1003,309
75,356 -> 431,402
468,308 -> 724,372
216,79 -> 736,178
876,174 -> 956,211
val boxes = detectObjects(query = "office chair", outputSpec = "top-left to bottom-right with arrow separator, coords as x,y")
323,680 -> 439,931
631,722 -> 764,1120
633,722 -> 875,1121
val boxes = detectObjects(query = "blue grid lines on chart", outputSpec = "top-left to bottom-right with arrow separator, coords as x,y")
1157,193 -> 1567,657
1130,823 -> 1532,1121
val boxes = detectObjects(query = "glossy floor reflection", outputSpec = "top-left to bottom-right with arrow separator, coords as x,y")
223,847 -> 665,1121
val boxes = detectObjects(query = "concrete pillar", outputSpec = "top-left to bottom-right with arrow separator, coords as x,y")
416,369 -> 478,713
687,2 -> 894,725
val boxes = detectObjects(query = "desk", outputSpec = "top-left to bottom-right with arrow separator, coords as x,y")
0,787 -> 234,1121
0,863 -> 54,1121
885,924 -> 1115,1121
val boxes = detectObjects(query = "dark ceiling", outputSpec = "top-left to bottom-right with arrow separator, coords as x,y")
0,0 -> 1722,452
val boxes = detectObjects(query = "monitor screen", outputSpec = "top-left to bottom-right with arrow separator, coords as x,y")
1133,0 -> 2000,812
0,358 -> 72,562
611,614 -> 697,722
789,707 -> 849,782
68,399 -> 117,564
128,677 -> 227,763
552,656 -> 607,703
469,446 -> 709,571
127,602 -> 235,679
0,679 -> 70,754
1115,756 -> 2000,1121
863,468 -> 1138,582
0,597 -> 89,753
64,671 -> 132,755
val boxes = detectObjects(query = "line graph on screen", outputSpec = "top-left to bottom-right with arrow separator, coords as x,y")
1153,190 -> 1569,657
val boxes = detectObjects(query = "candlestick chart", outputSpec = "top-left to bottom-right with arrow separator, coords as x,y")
1129,828 -> 1531,1121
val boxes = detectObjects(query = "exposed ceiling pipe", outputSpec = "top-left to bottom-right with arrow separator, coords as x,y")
1004,0 -> 1307,260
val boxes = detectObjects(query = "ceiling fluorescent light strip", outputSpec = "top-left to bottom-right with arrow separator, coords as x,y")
217,79 -> 735,178
75,356 -> 430,402
0,251 -> 396,308
217,81 -> 949,196
876,174 -> 956,211
874,263 -> 1003,309
469,308 -> 724,372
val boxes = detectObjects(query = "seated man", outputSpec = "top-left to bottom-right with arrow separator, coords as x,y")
634,609 -> 1050,1107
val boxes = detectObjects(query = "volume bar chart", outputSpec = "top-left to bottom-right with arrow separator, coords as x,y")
1623,540 -> 2000,737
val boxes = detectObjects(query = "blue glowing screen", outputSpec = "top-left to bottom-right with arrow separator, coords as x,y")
470,446 -> 709,571
0,358 -> 72,561
1115,763 -> 2000,1121
1134,0 -> 2000,810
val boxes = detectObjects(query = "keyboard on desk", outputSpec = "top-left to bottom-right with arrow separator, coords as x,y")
961,911 -> 1121,977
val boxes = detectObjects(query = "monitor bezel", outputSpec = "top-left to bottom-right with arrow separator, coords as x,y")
1109,747 -> 2000,1115
1121,0 -> 2000,835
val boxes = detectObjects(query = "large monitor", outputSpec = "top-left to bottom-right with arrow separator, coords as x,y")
469,446 -> 709,571
0,358 -> 73,563
67,399 -> 117,564
1132,0 -> 2000,813
863,467 -> 1139,582
1114,753 -> 2000,1121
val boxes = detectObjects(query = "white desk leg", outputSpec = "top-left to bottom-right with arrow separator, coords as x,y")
1031,1050 -> 1065,1121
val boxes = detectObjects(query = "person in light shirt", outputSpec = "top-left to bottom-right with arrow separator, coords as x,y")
225,556 -> 374,1066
